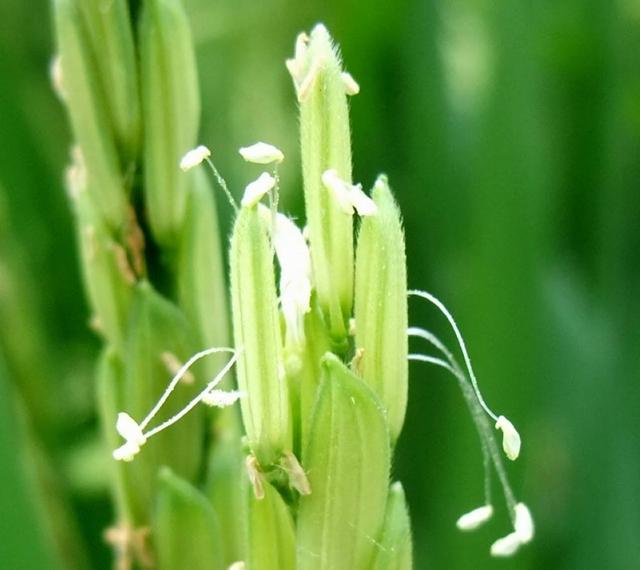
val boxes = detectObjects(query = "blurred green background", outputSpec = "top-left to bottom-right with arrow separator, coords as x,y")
1,0 -> 639,568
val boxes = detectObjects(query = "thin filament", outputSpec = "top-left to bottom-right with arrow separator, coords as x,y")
408,328 -> 492,503
409,326 -> 518,510
408,289 -> 499,422
144,351 -> 240,439
205,157 -> 238,211
139,346 -> 236,430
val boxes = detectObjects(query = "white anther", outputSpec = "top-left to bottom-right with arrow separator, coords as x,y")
285,32 -> 309,84
350,186 -> 378,216
239,142 -> 284,164
514,503 -> 534,543
490,532 -> 522,557
495,415 -> 521,461
201,389 -> 246,408
341,71 -> 360,95
322,169 -> 377,216
456,505 -> 494,531
241,172 -> 276,207
322,169 -> 353,213
112,441 -> 141,462
116,412 -> 146,447
260,206 -> 312,344
180,145 -> 211,171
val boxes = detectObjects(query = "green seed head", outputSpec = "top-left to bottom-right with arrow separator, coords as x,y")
230,205 -> 292,467
54,0 -> 129,230
291,24 -> 356,350
355,175 -> 408,443
75,0 -> 141,161
140,0 -> 200,245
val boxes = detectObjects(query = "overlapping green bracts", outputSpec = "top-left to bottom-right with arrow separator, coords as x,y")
297,354 -> 391,570
140,0 -> 200,245
355,175 -> 408,442
230,205 -> 292,467
299,25 -> 354,349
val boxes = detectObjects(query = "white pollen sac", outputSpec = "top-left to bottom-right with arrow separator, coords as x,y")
495,415 -> 521,461
514,503 -> 534,543
350,185 -> 378,216
321,169 -> 377,216
179,145 -> 211,171
490,532 -> 522,557
322,169 -> 354,213
241,172 -> 276,207
341,71 -> 360,95
201,389 -> 246,408
238,142 -> 284,165
116,412 -> 146,447
112,441 -> 141,462
285,32 -> 310,85
456,504 -> 494,531
260,206 -> 312,344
